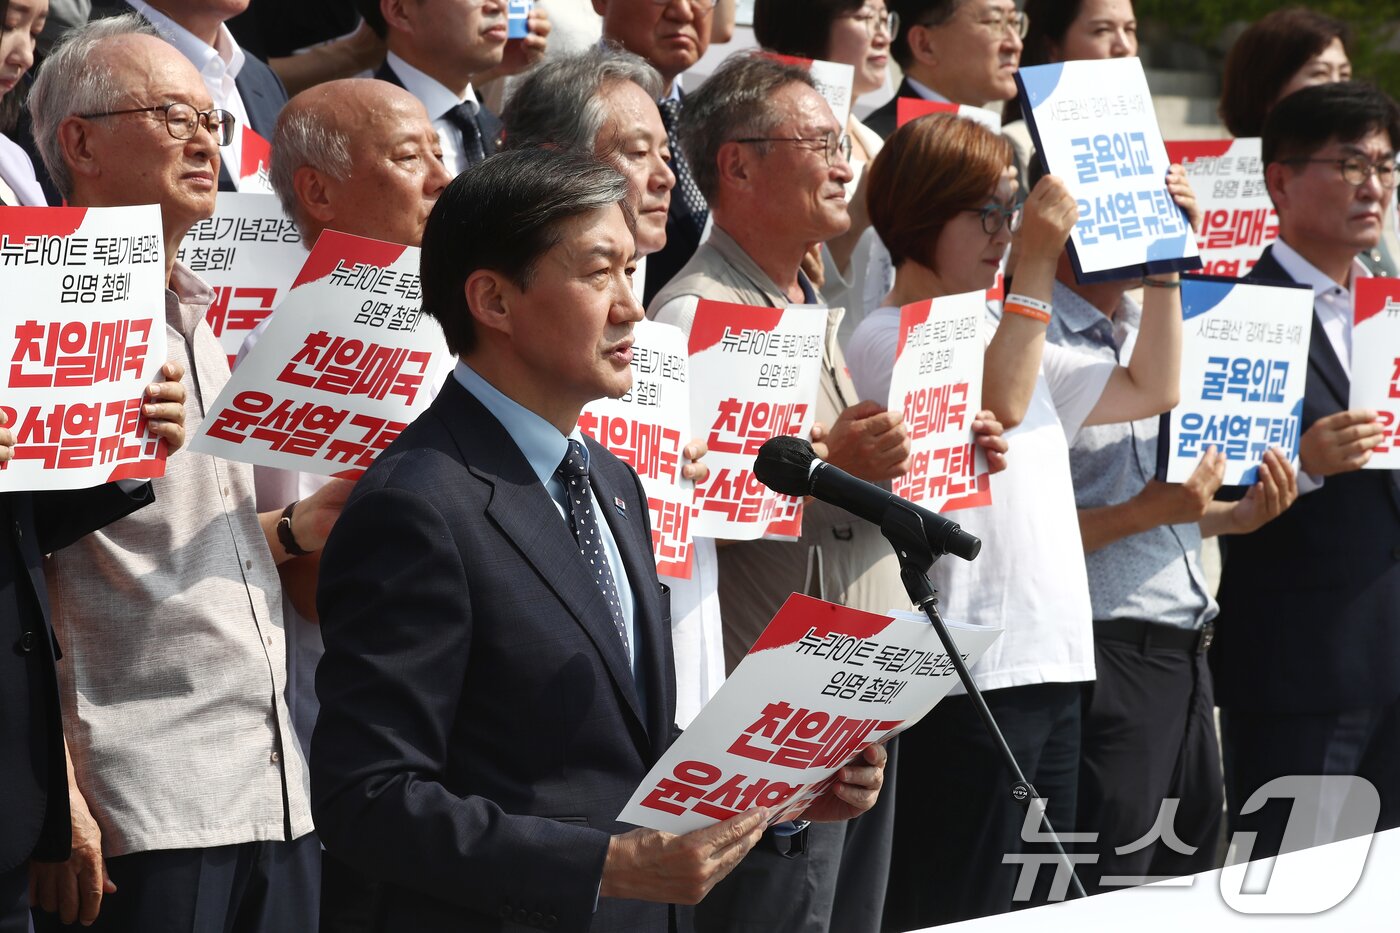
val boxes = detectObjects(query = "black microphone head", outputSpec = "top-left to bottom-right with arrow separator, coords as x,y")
754,436 -> 817,497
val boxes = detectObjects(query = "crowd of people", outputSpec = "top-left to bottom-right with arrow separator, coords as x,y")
2,1 -> 1398,932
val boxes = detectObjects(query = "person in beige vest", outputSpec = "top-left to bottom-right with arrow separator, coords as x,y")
649,53 -> 1008,933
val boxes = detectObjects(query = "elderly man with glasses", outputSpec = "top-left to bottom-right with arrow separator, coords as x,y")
26,16 -> 348,932
649,53 -> 916,933
866,0 -> 1027,139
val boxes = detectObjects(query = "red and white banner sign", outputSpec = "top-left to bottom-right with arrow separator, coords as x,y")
189,230 -> 453,477
887,293 -> 991,511
238,127 -> 274,194
1166,137 -> 1277,279
1351,278 -> 1400,468
579,319 -> 697,578
0,205 -> 169,490
895,96 -> 1001,132
175,192 -> 304,368
619,593 -> 1000,833
687,300 -> 826,540
766,53 -> 855,124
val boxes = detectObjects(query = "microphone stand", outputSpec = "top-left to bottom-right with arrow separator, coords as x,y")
881,501 -> 1087,902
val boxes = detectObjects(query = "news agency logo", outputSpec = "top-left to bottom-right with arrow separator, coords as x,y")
1004,776 -> 1380,914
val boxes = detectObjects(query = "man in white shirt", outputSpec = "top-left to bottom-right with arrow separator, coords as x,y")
97,0 -> 289,189
1213,80 -> 1400,863
359,0 -> 509,175
866,0 -> 1025,139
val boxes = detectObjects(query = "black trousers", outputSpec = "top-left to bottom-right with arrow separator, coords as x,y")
1076,624 -> 1222,893
884,681 -> 1083,930
693,740 -> 896,933
1221,692 -> 1400,862
33,835 -> 319,933
0,864 -> 27,933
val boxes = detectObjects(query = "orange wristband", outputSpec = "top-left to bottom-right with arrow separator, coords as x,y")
1003,300 -> 1052,324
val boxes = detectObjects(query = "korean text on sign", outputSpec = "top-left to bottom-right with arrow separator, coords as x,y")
887,293 -> 991,512
175,192 -> 305,368
620,594 -> 1001,834
1017,57 -> 1201,280
1351,278 -> 1400,468
686,300 -> 827,540
189,230 -> 453,477
1166,137 -> 1277,279
1162,277 -> 1312,486
0,205 -> 168,491
579,319 -> 697,578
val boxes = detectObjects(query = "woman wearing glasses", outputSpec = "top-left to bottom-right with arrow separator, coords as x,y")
848,112 -> 1194,927
0,0 -> 46,205
753,0 -> 898,341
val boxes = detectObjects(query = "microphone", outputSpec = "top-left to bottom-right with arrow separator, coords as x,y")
753,435 -> 981,562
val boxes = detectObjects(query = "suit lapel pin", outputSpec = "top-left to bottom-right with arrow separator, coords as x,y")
613,496 -> 627,516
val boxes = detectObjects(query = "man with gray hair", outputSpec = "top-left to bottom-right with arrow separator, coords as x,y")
648,52 -> 923,933
28,15 -> 347,932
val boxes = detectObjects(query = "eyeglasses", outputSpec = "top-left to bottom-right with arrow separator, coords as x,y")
1281,156 -> 1399,189
78,102 -> 236,146
932,6 -> 1029,40
844,7 -> 900,38
649,0 -> 715,13
967,202 -> 1022,235
733,131 -> 854,166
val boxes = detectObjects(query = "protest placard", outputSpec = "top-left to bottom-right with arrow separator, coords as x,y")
0,205 -> 169,490
238,127 -> 274,194
189,230 -> 453,477
1158,276 -> 1312,486
507,0 -> 532,38
895,96 -> 1001,132
687,300 -> 827,540
1016,57 -> 1202,282
619,593 -> 1000,833
1351,278 -> 1400,469
766,54 -> 854,124
1166,137 -> 1276,279
175,192 -> 304,368
887,293 -> 991,512
579,319 -> 696,578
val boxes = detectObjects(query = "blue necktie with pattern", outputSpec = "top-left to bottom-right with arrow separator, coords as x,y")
556,439 -> 630,658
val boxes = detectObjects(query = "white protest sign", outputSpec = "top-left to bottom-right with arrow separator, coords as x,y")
190,230 -> 453,477
175,192 -> 303,367
887,293 -> 992,512
1159,277 -> 1312,486
1166,138 -> 1277,279
0,205 -> 168,490
619,593 -> 1000,833
578,319 -> 697,578
895,96 -> 1001,133
1351,278 -> 1400,469
688,300 -> 826,540
1017,57 -> 1201,281
237,126 -> 275,194
767,54 -> 855,124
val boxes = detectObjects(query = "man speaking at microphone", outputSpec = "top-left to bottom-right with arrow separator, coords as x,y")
310,148 -> 887,933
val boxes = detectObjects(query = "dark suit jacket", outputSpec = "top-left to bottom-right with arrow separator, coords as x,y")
1,486 -> 150,873
863,77 -> 921,141
313,377 -> 682,933
375,62 -> 504,161
1210,245 -> 1400,714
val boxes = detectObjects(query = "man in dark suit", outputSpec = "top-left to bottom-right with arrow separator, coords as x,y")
866,0 -> 1025,139
596,0 -> 714,306
355,0 -> 507,176
92,1 -> 289,190
1212,81 -> 1400,862
2,390 -> 188,933
311,148 -> 887,932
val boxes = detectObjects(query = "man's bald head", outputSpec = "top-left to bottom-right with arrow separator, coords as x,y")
271,79 -> 452,247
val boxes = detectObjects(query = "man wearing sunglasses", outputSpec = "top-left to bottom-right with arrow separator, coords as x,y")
866,0 -> 1027,139
1213,80 -> 1400,863
26,18 -> 347,931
